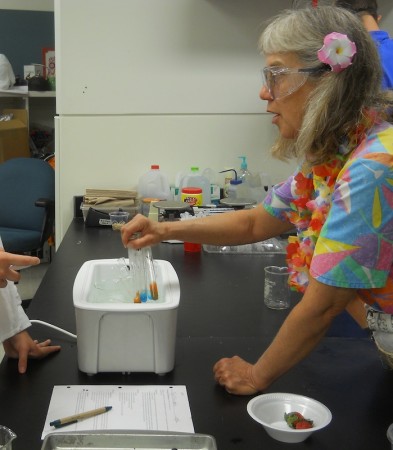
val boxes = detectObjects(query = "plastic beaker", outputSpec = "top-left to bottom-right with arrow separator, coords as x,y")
109,211 -> 129,230
264,266 -> 290,310
0,426 -> 16,450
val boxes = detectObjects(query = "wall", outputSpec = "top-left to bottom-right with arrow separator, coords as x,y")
55,0 -> 276,115
0,9 -> 54,80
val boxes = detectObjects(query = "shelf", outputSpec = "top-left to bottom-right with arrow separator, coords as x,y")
0,87 -> 55,98
0,86 -> 56,131
0,86 -> 27,97
29,90 -> 56,98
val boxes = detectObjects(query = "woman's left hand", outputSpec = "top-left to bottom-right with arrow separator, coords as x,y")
3,330 -> 61,374
213,355 -> 260,395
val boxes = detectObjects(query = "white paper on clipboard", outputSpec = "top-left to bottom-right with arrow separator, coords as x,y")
42,385 -> 194,439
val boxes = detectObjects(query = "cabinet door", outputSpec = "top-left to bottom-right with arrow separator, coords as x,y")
55,0 -> 288,115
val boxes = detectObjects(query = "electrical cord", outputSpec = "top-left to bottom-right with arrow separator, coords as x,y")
30,320 -> 77,340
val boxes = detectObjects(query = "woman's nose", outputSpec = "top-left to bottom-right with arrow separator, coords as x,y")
260,84 -> 273,101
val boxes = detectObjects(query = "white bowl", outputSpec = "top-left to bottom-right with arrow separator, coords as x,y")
247,393 -> 332,443
387,423 -> 393,449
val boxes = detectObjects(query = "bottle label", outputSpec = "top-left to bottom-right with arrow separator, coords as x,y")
181,192 -> 202,206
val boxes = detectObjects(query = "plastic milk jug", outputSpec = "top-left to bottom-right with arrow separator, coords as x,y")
178,167 -> 211,205
137,165 -> 171,201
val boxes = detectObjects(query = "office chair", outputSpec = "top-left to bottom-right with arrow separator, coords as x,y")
0,157 -> 55,260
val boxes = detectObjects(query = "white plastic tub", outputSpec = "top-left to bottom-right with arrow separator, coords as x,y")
73,259 -> 180,375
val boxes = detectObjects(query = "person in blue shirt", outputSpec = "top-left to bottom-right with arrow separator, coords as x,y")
334,0 -> 393,89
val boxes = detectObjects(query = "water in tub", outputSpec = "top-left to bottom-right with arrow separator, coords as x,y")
88,258 -> 165,304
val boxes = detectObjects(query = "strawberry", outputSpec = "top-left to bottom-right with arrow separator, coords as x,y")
294,419 -> 313,429
284,411 -> 313,430
284,412 -> 304,428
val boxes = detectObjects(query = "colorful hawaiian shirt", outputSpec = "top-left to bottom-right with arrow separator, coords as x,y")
264,121 -> 393,313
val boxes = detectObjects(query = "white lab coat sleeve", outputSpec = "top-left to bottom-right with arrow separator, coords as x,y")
0,282 -> 31,343
0,235 -> 31,342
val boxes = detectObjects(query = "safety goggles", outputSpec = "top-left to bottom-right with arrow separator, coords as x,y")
262,65 -> 328,100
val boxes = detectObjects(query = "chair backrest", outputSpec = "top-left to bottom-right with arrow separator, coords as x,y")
0,157 -> 54,232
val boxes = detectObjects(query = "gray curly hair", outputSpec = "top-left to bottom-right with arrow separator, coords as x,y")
258,5 -> 392,163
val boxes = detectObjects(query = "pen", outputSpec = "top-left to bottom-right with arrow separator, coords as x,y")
50,406 -> 112,428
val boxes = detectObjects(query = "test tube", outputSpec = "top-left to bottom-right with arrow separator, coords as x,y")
128,247 -> 148,303
116,257 -> 133,301
142,246 -> 159,300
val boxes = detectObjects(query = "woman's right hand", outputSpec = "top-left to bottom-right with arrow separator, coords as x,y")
121,214 -> 165,249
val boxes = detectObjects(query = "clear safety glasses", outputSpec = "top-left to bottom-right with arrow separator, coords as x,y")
262,66 -> 328,100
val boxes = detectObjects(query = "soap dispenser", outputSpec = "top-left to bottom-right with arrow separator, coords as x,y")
238,156 -> 252,183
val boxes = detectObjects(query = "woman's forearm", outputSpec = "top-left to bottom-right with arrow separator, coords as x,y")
251,279 -> 357,390
162,205 -> 293,246
122,204 -> 293,251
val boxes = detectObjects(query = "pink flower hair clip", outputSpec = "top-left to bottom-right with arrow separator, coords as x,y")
317,32 -> 357,73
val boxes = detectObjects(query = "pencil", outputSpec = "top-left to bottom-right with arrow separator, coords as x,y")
50,406 -> 112,428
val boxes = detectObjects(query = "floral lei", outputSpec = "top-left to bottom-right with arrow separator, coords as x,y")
286,112 -> 375,293
286,156 -> 347,292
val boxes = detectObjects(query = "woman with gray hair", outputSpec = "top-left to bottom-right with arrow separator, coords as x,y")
121,6 -> 393,394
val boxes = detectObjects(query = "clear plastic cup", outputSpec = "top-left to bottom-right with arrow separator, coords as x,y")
264,266 -> 290,310
109,211 -> 129,230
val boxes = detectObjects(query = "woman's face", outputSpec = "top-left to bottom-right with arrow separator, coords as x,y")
260,52 -> 316,140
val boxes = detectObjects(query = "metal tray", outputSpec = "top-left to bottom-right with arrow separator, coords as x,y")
41,430 -> 217,450
203,238 -> 286,254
